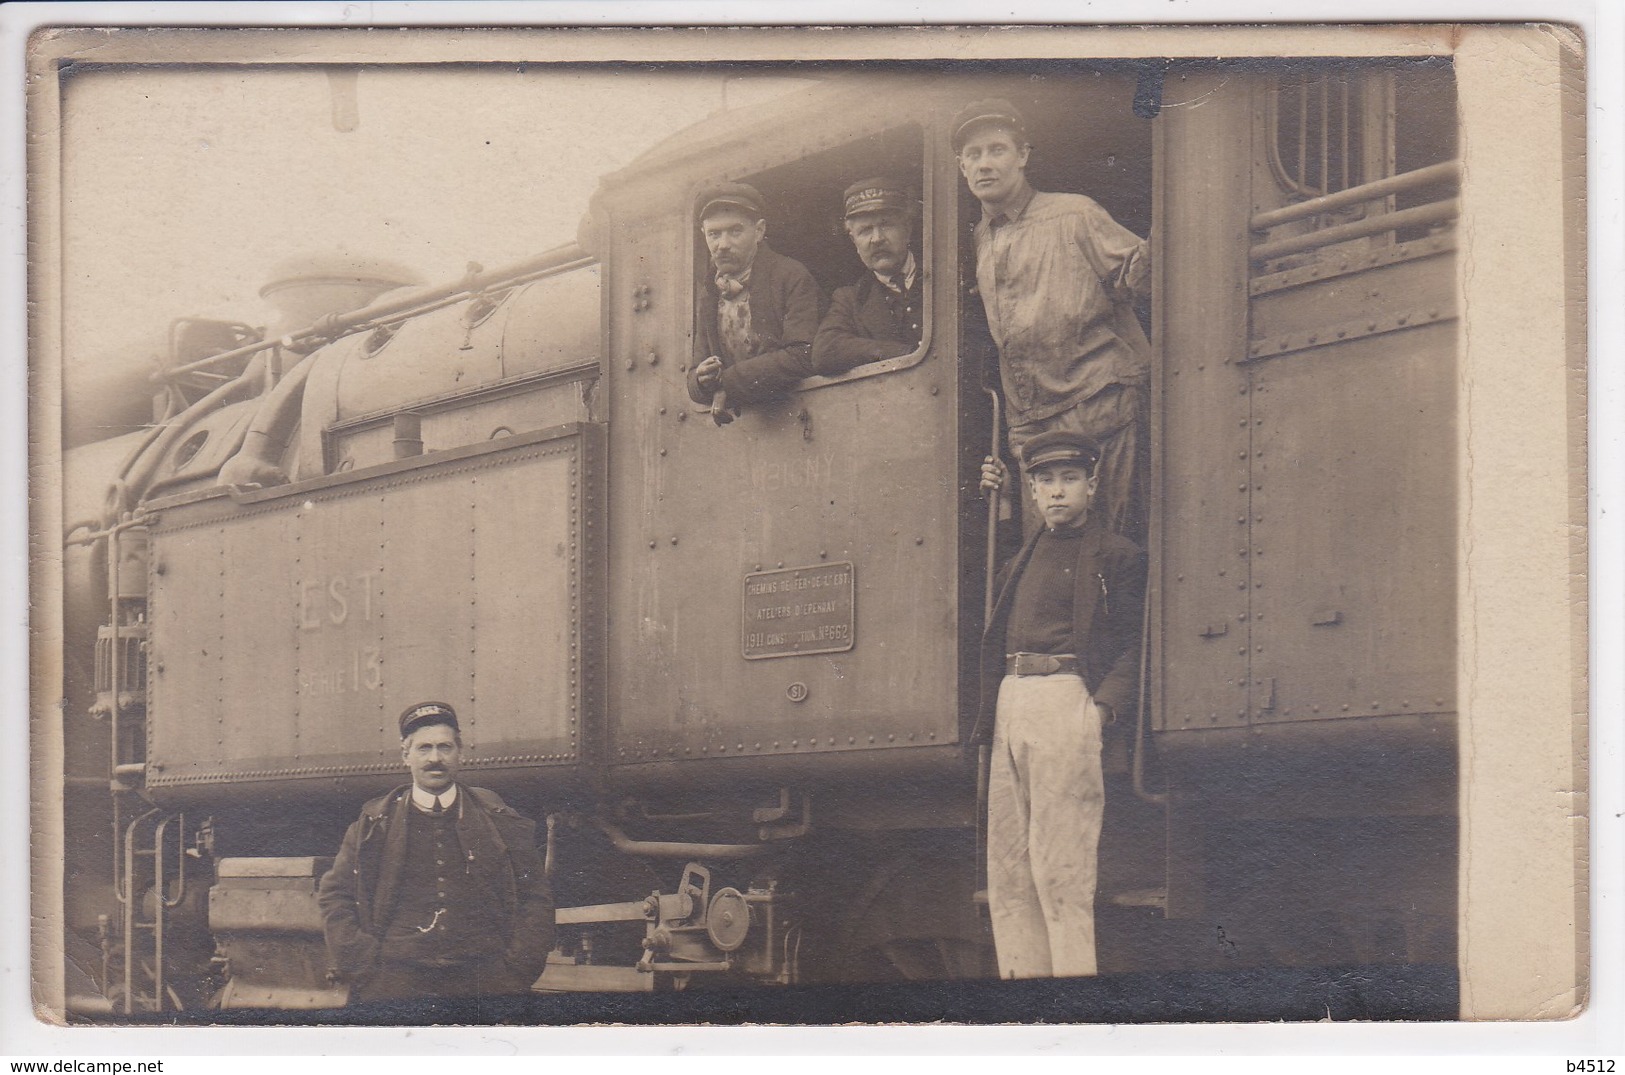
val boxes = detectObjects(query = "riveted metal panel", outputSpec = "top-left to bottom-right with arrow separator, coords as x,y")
1153,73 -> 1257,733
471,443 -> 582,764
146,429 -> 590,797
1247,318 -> 1455,724
602,111 -> 964,773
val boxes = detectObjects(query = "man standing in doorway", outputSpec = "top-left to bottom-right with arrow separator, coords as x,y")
957,98 -> 1151,540
974,431 -> 1146,978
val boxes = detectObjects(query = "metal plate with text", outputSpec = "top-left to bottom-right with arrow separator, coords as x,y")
741,562 -> 855,660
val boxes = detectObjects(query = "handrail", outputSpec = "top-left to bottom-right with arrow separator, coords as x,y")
1249,198 -> 1459,264
1251,161 -> 1461,232
154,242 -> 594,383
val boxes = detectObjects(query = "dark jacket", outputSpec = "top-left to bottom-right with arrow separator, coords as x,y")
811,269 -> 923,376
688,243 -> 821,406
316,784 -> 555,983
972,516 -> 1147,745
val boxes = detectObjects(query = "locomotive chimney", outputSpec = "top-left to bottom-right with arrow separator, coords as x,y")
258,253 -> 424,343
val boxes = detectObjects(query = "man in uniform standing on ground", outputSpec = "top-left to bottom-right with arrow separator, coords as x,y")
957,98 -> 1152,539
318,702 -> 554,1011
975,431 -> 1146,978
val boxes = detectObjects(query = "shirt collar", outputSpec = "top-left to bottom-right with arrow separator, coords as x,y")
982,183 -> 1037,229
873,251 -> 918,293
411,783 -> 458,813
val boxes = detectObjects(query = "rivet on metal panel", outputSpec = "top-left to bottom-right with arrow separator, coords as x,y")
868,735 -> 875,743
887,734 -> 895,742
1238,452 -> 1248,460
1371,702 -> 1380,709
930,386 -> 939,396
626,361 -> 636,372
1239,386 -> 1248,395
659,407 -> 667,415
1435,698 -> 1445,706
659,449 -> 667,457
1237,582 -> 1246,591
649,540 -> 657,549
678,412 -> 687,423
1218,569 -> 1227,576
1401,700 -> 1410,708
774,741 -> 780,748
819,550 -> 828,559
776,561 -> 784,569
1236,613 -> 1246,622
1312,705 -> 1321,712
1255,646 -> 1263,653
848,736 -> 855,744
915,537 -> 924,545
648,351 -> 660,366
1342,704 -> 1351,711
791,740 -> 798,748
671,537 -> 679,546
1236,517 -> 1245,524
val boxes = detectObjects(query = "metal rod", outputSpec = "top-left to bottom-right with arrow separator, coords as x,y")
1296,78 -> 1307,190
556,901 -> 651,926
1340,74 -> 1350,191
1249,198 -> 1458,262
1251,161 -> 1460,231
590,817 -> 772,860
1132,583 -> 1167,805
155,244 -> 593,381
1319,75 -> 1329,196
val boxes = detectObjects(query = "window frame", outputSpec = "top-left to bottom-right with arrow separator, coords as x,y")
686,121 -> 935,396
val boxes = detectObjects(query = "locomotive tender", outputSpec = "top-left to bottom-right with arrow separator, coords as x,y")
59,58 -> 1462,1014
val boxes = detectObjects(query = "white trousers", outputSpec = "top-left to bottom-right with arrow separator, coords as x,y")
987,673 -> 1106,979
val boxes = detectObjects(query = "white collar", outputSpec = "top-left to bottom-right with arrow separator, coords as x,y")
873,251 -> 917,293
411,783 -> 458,813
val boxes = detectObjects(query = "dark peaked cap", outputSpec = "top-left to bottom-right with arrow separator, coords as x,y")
399,701 -> 460,739
699,182 -> 769,222
1018,430 -> 1101,471
951,97 -> 1028,151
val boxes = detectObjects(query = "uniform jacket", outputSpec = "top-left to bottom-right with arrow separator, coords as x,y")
316,783 -> 555,983
688,243 -> 822,406
811,268 -> 923,376
973,516 -> 1147,745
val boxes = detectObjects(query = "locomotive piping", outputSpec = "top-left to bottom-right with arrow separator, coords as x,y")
590,816 -> 773,860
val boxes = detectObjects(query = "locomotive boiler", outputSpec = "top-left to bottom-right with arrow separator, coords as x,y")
58,59 -> 1462,1015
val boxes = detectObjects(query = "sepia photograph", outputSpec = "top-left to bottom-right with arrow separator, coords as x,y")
13,13 -> 1607,1047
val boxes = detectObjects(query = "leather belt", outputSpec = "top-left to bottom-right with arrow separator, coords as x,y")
1005,652 -> 1081,677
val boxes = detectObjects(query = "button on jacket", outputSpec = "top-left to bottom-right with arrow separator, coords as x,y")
317,783 -> 555,988
973,190 -> 1151,426
811,267 -> 924,376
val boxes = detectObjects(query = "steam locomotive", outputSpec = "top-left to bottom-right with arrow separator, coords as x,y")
58,58 -> 1461,1015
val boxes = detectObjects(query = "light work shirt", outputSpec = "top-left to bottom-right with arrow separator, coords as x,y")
973,188 -> 1152,425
